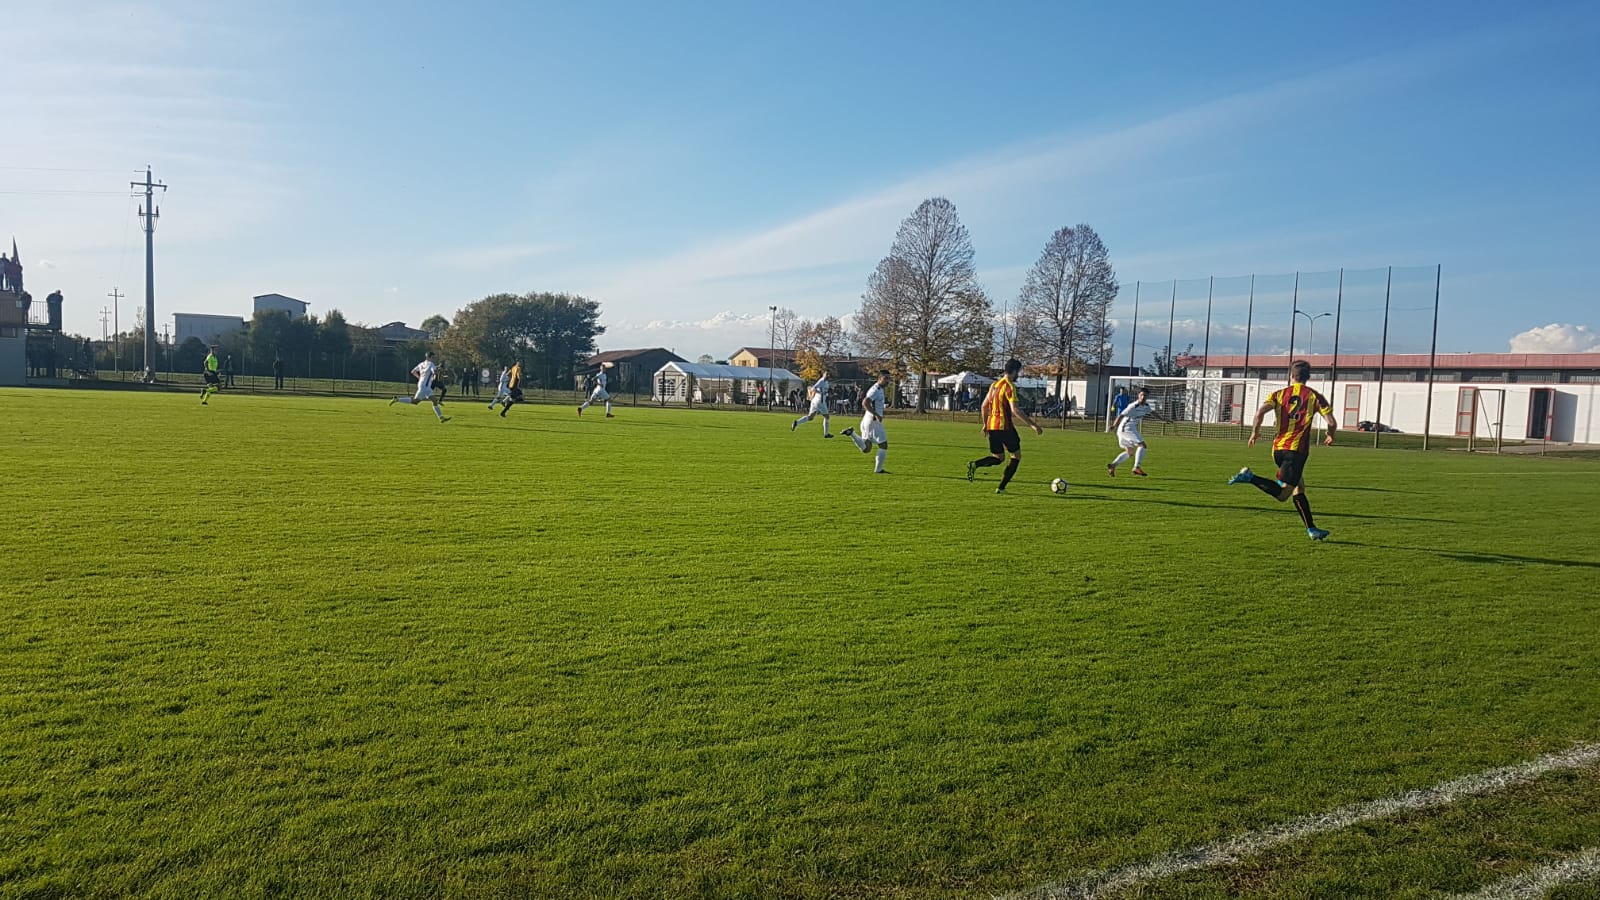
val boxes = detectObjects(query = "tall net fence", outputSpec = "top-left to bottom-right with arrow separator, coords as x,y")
1112,265 -> 1451,445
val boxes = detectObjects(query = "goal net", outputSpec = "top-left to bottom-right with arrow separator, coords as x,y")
1105,376 -> 1261,433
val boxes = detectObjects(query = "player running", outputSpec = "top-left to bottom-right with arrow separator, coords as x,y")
966,358 -> 1043,493
200,346 -> 221,405
841,370 -> 891,473
790,369 -> 834,437
489,358 -> 524,417
1228,360 -> 1337,540
1106,386 -> 1161,477
388,350 -> 450,423
578,362 -> 613,417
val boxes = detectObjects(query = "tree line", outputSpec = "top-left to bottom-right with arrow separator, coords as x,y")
92,291 -> 604,388
769,198 -> 1120,411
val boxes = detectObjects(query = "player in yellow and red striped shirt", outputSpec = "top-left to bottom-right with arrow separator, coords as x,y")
966,358 -> 1043,494
1228,360 -> 1338,540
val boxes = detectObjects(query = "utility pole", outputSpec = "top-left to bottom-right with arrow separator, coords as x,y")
131,167 -> 167,383
108,287 -> 123,375
100,306 -> 111,345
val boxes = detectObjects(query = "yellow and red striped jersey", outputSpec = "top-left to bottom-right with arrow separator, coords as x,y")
1267,383 -> 1332,452
984,376 -> 1016,431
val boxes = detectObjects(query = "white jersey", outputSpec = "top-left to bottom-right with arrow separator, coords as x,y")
412,355 -> 438,387
809,376 -> 829,411
497,368 -> 511,392
863,383 -> 885,418
1117,401 -> 1154,434
412,357 -> 438,398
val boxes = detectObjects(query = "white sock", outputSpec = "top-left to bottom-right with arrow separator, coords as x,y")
795,413 -> 811,424
849,432 -> 867,451
822,417 -> 830,433
434,405 -> 445,420
875,448 -> 886,472
605,401 -> 613,414
1111,450 -> 1129,467
396,397 -> 413,404
1134,446 -> 1146,468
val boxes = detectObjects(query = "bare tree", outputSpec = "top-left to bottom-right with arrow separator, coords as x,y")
794,315 -> 849,380
773,307 -> 800,368
855,198 -> 993,411
1014,224 -> 1118,406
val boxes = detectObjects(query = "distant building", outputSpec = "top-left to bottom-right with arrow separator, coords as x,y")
1188,352 -> 1600,443
377,321 -> 430,344
173,312 -> 247,347
0,290 -> 24,386
253,293 -> 309,319
729,347 -> 797,369
577,348 -> 688,393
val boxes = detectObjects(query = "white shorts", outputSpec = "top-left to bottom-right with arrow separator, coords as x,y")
589,387 -> 610,402
1117,430 -> 1144,449
859,414 -> 886,444
414,384 -> 435,402
809,397 -> 828,417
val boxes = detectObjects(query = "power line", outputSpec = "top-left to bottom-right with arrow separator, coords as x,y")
0,189 -> 130,196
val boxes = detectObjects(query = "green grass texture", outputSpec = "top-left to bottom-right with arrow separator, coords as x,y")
4,388 -> 1598,898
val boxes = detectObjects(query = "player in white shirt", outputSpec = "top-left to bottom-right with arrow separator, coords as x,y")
841,369 -> 891,473
488,365 -> 512,409
578,362 -> 614,417
388,350 -> 449,423
789,370 -> 834,438
1106,387 -> 1160,476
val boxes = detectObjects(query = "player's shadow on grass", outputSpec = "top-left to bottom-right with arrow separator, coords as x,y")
1116,496 -> 1452,523
1338,542 -> 1600,569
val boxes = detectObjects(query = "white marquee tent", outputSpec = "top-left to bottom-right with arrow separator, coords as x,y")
653,361 -> 804,405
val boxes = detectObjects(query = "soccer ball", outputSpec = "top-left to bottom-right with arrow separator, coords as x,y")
1050,478 -> 1069,494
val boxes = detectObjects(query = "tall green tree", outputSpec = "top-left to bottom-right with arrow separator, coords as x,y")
441,291 -> 604,388
854,198 -> 993,411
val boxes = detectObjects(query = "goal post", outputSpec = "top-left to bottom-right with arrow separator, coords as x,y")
1105,375 -> 1262,435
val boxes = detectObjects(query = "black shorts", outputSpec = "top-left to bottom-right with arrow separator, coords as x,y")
508,387 -> 524,402
987,428 -> 1021,455
1274,449 -> 1310,488
204,372 -> 220,386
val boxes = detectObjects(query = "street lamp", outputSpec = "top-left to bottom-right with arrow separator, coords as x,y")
1294,311 -> 1331,361
768,305 -> 777,411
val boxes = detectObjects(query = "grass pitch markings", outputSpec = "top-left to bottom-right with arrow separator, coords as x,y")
1444,847 -> 1600,899
1003,743 -> 1600,900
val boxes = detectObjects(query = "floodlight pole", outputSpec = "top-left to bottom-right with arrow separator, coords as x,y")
1422,264 -> 1441,450
768,305 -> 776,411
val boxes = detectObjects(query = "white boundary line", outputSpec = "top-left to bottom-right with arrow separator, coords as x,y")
1445,847 -> 1600,899
999,743 -> 1600,900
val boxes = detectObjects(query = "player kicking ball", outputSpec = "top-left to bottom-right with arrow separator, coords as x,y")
790,368 -> 833,438
388,350 -> 450,423
578,362 -> 614,417
841,369 -> 891,473
1107,386 -> 1161,477
1228,360 -> 1336,540
966,358 -> 1043,493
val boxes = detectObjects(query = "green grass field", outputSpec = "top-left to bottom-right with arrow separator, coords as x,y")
4,388 -> 1598,899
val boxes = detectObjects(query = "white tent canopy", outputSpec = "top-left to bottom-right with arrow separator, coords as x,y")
653,361 -> 804,404
655,361 -> 802,382
936,371 -> 994,387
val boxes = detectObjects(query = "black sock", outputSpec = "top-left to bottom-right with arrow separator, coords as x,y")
1250,475 -> 1280,497
999,458 -> 1020,489
1293,494 -> 1316,528
972,456 -> 1002,469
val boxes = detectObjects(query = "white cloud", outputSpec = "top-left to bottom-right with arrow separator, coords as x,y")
1509,324 -> 1600,354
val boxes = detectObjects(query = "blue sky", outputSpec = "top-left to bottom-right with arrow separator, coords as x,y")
7,0 -> 1599,361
